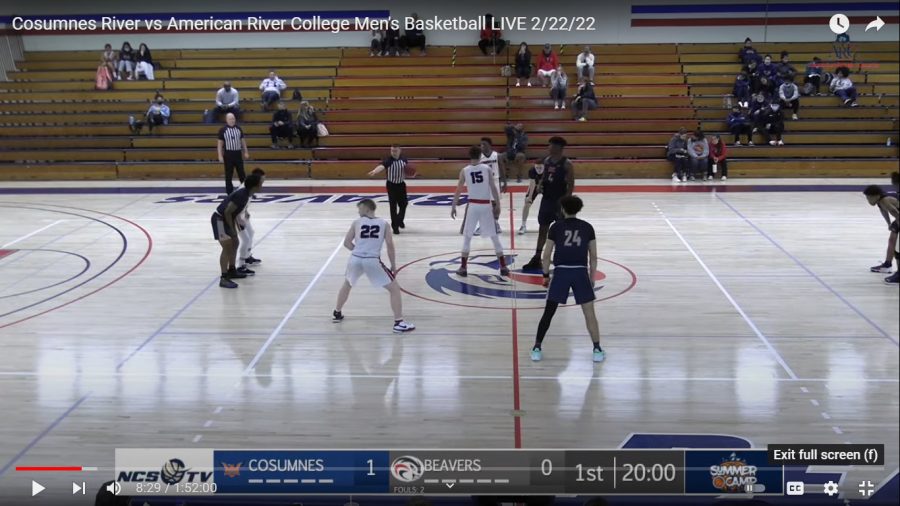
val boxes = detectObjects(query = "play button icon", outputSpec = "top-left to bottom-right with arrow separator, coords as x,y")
31,481 -> 45,496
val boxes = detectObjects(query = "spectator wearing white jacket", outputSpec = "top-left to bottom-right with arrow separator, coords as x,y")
778,81 -> 801,120
576,46 -> 595,84
550,66 -> 568,110
259,71 -> 287,109
831,66 -> 859,107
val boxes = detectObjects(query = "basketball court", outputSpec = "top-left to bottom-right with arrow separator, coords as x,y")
0,178 -> 897,503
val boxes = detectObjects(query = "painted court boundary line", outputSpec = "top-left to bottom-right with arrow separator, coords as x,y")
652,202 -> 799,380
0,201 -> 307,479
716,194 -> 899,346
0,220 -> 63,249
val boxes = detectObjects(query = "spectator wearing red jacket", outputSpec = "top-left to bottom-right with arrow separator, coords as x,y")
536,43 -> 559,87
478,14 -> 506,55
707,135 -> 728,181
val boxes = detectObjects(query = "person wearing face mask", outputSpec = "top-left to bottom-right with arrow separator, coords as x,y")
749,92 -> 770,143
144,94 -> 170,133
761,102 -> 785,146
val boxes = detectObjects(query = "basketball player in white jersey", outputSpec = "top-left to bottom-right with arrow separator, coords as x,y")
332,199 -> 415,333
236,168 -> 265,275
478,137 -> 504,235
451,146 -> 510,277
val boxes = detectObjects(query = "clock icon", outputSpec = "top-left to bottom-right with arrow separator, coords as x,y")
830,13 -> 850,35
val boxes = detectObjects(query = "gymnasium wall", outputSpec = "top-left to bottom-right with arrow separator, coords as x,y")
8,0 -> 900,51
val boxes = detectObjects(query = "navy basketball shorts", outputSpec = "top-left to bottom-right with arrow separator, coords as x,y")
547,267 -> 596,305
211,214 -> 235,241
537,201 -> 561,226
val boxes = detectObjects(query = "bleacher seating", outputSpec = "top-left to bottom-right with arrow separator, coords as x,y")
0,42 -> 897,180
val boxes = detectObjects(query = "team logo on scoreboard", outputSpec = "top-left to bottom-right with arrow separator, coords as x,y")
160,458 -> 189,485
222,462 -> 242,478
400,253 -> 636,310
709,453 -> 758,492
390,456 -> 425,483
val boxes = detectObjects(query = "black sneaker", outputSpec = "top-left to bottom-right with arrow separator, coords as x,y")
219,276 -> 238,289
393,228 -> 401,235
227,269 -> 247,279
521,256 -> 542,271
244,256 -> 262,265
332,310 -> 344,322
236,266 -> 255,276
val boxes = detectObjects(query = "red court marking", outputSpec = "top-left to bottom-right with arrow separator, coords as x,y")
0,249 -> 16,260
0,208 -> 153,330
508,191 -> 523,449
15,466 -> 82,472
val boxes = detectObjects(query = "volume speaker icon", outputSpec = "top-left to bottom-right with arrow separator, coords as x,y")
105,481 -> 121,495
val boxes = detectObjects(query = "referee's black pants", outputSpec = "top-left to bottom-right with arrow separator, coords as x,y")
386,181 -> 408,233
223,151 -> 245,194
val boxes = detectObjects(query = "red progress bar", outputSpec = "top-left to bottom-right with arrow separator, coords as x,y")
16,466 -> 82,472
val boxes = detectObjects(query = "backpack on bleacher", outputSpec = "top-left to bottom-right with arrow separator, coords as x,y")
95,65 -> 113,91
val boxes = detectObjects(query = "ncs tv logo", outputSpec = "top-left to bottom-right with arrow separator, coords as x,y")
115,448 -> 214,490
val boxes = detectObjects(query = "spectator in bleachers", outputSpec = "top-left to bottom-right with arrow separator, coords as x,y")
212,82 -> 240,122
259,71 -> 286,110
370,30 -> 385,56
550,65 -> 568,110
296,101 -> 320,148
733,72 -> 751,108
536,44 -> 559,87
95,57 -> 114,91
738,38 -> 760,65
708,135 -> 728,181
101,43 -> 117,79
402,13 -> 427,56
668,127 -> 689,183
117,41 -> 135,80
135,43 -> 155,81
761,102 -> 785,145
504,123 -> 528,182
745,58 -> 761,92
687,129 -> 709,181
728,105 -> 753,146
572,81 -> 597,122
831,66 -> 859,107
514,42 -> 533,87
803,56 -> 823,95
144,94 -> 170,133
576,46 -> 596,85
269,101 -> 294,149
479,14 -> 506,55
756,55 -> 777,94
384,26 -> 402,57
778,79 -> 801,120
775,51 -> 796,86
749,92 -> 770,140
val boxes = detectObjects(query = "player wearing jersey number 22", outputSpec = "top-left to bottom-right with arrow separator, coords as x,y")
332,199 -> 415,333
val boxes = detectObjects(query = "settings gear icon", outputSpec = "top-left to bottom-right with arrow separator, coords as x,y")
823,481 -> 840,496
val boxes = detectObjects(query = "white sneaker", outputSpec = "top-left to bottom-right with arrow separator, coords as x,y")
706,175 -> 713,181
748,141 -> 755,146
769,140 -> 777,146
593,349 -> 605,363
577,117 -> 586,122
554,105 -> 560,110
515,82 -> 521,87
777,139 -> 784,146
721,175 -> 727,181
792,114 -> 799,120
517,224 -> 526,235
561,104 -> 566,109
672,174 -> 680,183
734,141 -> 742,146
393,320 -> 416,333
527,82 -> 532,87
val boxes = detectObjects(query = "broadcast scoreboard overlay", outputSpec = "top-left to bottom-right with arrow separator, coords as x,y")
113,445 -> 885,497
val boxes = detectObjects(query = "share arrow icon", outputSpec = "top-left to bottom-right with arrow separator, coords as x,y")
866,16 -> 885,32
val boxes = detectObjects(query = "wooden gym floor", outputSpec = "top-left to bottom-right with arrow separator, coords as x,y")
0,179 -> 896,504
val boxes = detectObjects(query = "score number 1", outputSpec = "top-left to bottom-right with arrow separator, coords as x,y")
367,459 -> 376,476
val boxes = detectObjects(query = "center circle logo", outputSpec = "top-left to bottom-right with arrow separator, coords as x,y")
397,251 -> 636,310
390,456 -> 425,483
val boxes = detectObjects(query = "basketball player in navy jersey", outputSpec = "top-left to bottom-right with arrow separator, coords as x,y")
332,199 -> 415,333
522,137 -> 574,271
451,146 -> 509,277
531,195 -> 604,363
211,173 -> 263,288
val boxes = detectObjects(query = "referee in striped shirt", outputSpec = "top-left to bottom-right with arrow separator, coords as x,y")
368,145 -> 412,234
217,112 -> 250,194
